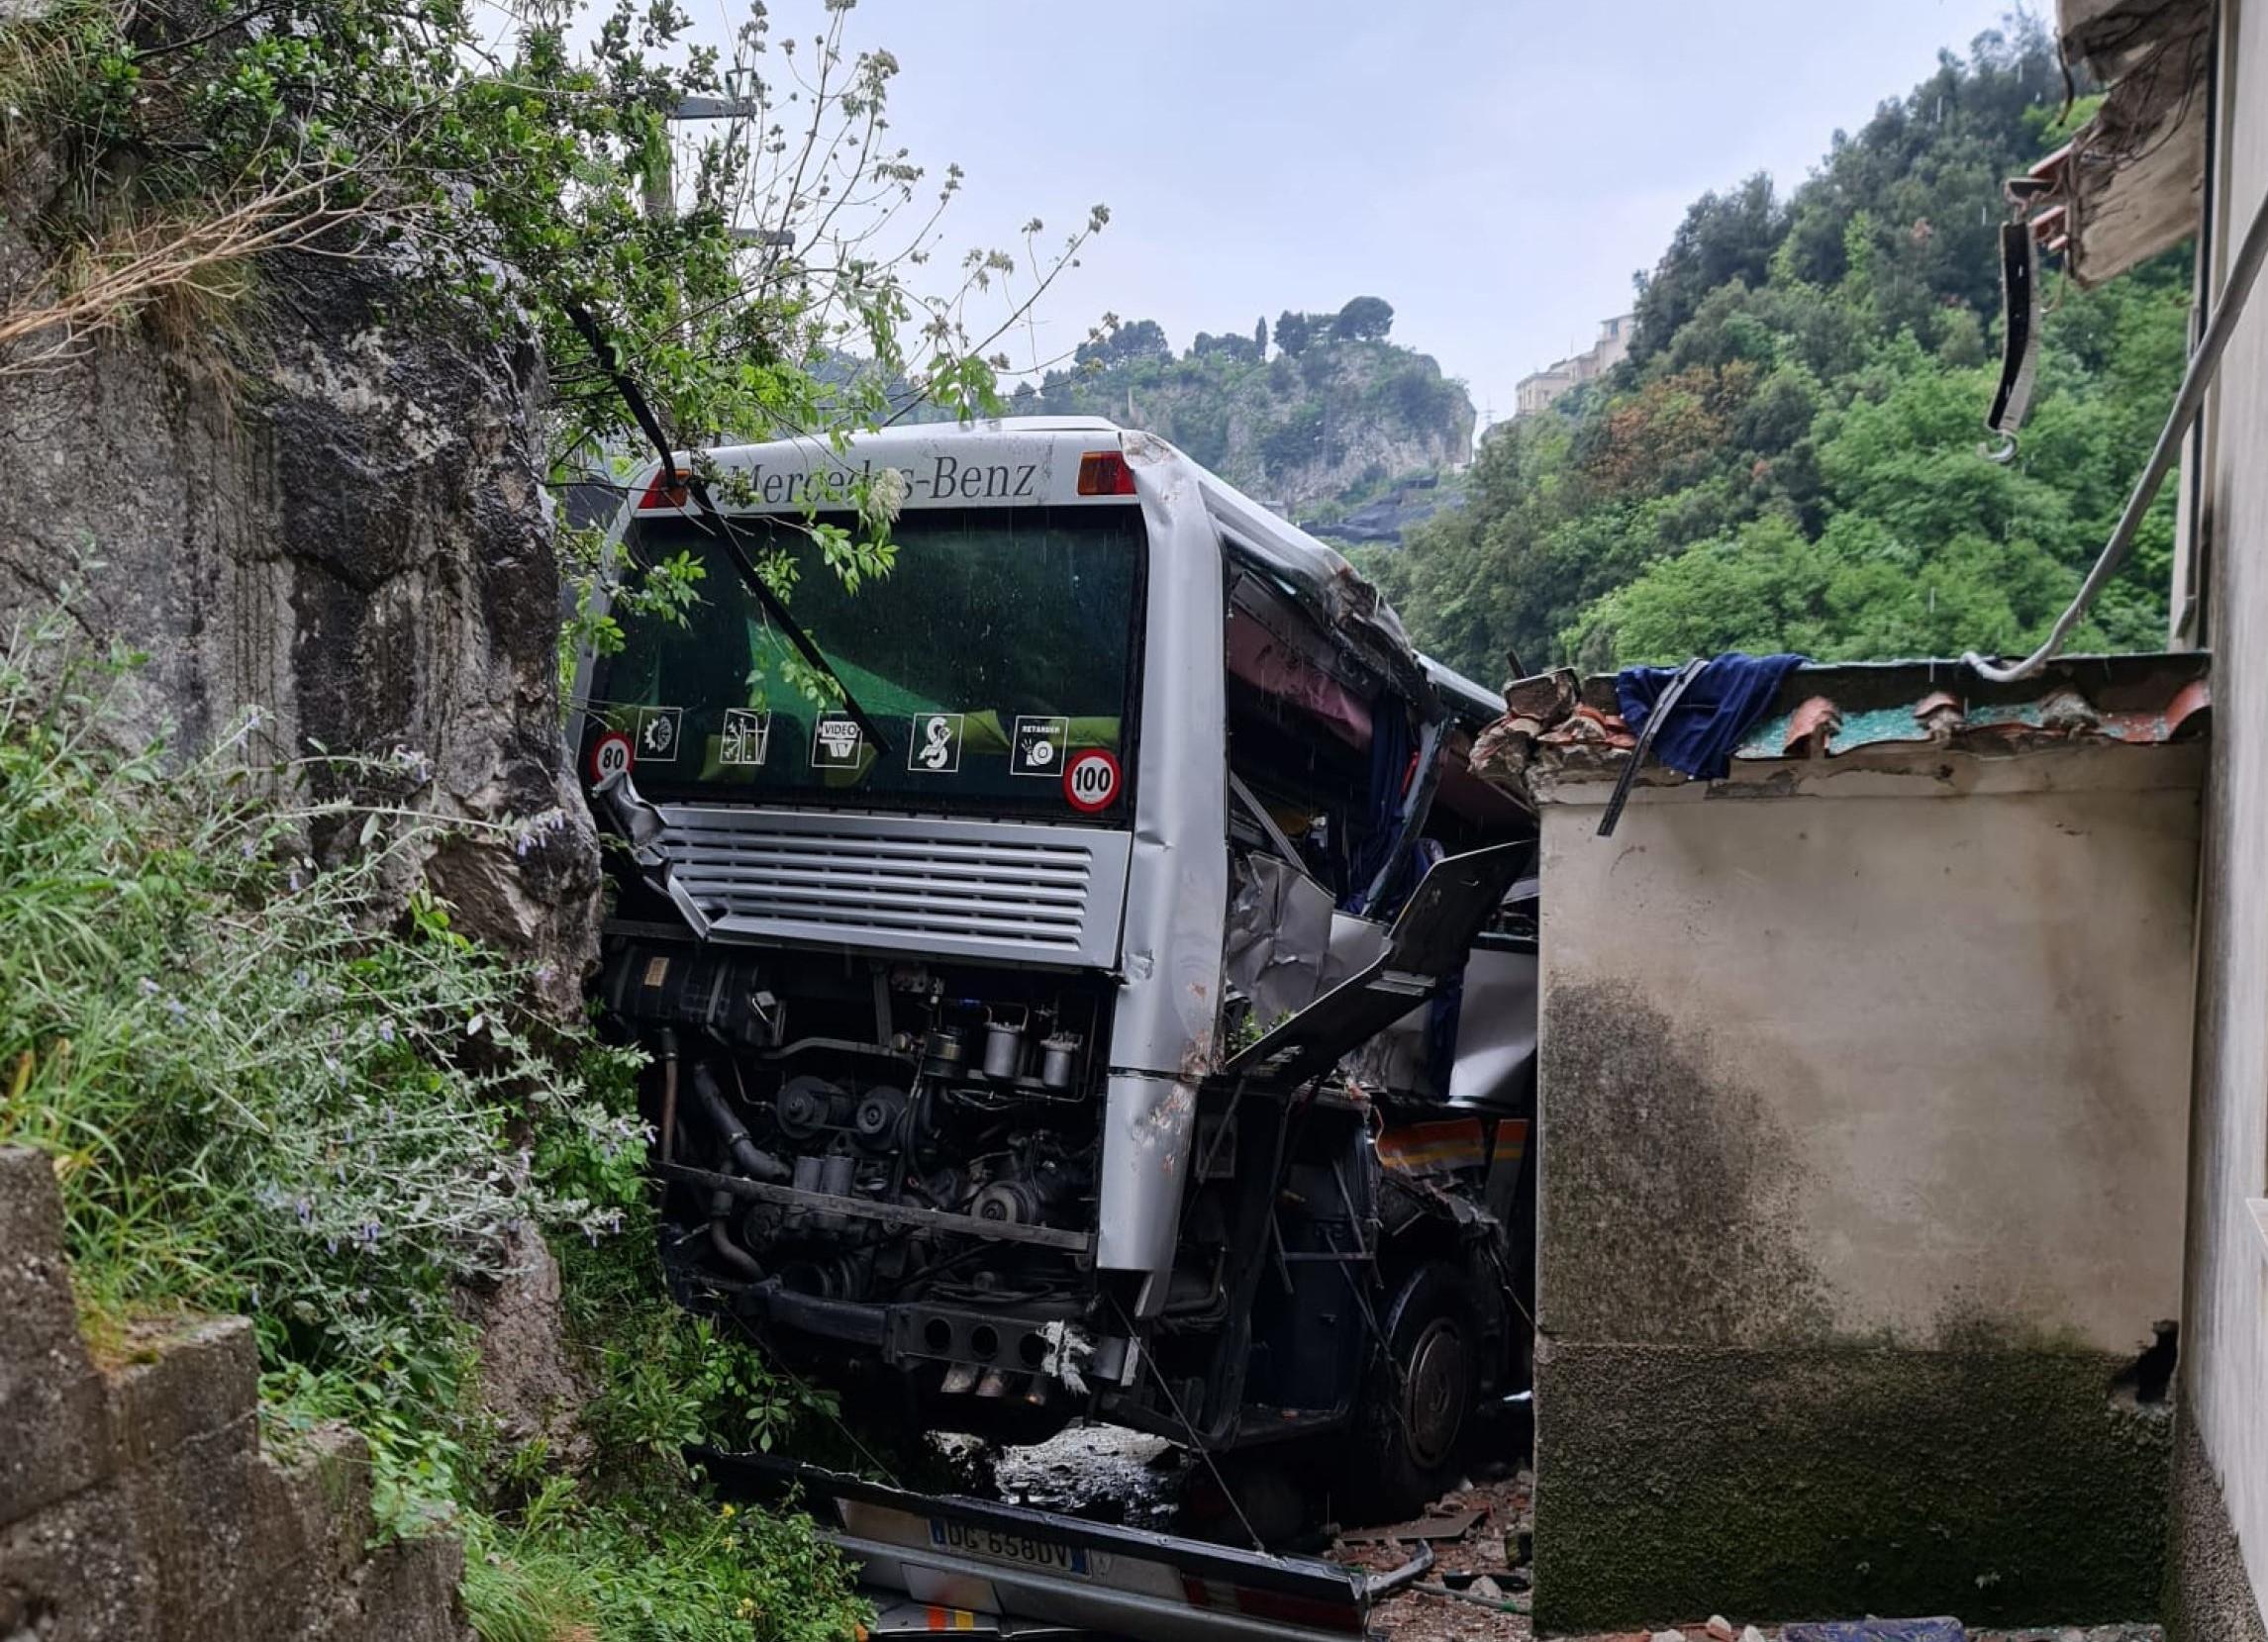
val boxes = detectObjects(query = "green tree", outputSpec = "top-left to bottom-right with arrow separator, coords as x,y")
1334,295 -> 1396,341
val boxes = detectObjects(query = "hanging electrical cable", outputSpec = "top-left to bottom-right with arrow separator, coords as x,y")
1965,186 -> 2268,683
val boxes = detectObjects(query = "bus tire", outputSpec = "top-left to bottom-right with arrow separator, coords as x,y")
1356,1262 -> 1479,1520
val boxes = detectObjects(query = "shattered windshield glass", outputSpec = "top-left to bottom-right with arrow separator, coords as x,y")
584,506 -> 1143,822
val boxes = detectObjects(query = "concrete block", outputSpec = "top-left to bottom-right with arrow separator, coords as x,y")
103,1315 -> 259,1468
248,1423 -> 376,1591
0,1148 -> 109,1525
336,1533 -> 473,1642
120,1415 -> 263,1640
0,1479 -> 160,1642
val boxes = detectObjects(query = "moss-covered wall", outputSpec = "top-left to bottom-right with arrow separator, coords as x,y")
1530,759 -> 2200,1633
1532,1340 -> 2171,1632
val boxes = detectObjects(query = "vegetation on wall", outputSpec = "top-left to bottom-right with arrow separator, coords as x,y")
1365,25 -> 2188,680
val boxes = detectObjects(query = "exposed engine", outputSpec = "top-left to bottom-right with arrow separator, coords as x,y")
605,937 -> 1116,1400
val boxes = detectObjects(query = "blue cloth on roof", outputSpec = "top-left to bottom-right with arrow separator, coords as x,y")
1615,651 -> 1808,781
1783,1622 -> 1965,1642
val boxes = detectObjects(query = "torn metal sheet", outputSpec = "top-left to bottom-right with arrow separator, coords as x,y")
1224,852 -> 1333,1029
1224,842 -> 1529,1087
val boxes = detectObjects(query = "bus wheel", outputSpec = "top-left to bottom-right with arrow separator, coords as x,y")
1361,1264 -> 1478,1520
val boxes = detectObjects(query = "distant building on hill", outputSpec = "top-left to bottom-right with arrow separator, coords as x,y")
1514,313 -> 1634,416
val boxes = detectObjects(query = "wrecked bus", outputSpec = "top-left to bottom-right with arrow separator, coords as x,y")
573,418 -> 1536,1520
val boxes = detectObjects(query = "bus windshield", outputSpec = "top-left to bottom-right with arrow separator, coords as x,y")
584,505 -> 1144,822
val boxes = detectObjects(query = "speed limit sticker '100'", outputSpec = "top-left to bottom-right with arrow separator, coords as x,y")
1062,748 -> 1122,814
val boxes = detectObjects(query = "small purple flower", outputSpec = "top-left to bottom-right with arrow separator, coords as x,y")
138,977 -> 159,997
288,870 -> 302,892
377,1020 -> 395,1044
165,999 -> 187,1020
294,1199 -> 313,1224
326,1237 -> 339,1255
240,839 -> 256,860
360,1221 -> 381,1246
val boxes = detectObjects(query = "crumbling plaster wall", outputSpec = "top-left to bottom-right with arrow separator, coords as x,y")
0,1147 -> 472,1642
1529,744 -> 2200,1632
2172,0 -> 2268,1632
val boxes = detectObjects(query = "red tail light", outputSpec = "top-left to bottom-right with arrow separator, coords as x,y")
638,467 -> 691,511
1076,450 -> 1136,496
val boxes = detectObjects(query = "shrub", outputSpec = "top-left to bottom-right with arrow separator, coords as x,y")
0,603 -> 864,1638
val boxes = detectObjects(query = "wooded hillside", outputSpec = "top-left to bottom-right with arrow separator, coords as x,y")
1365,22 -> 2189,682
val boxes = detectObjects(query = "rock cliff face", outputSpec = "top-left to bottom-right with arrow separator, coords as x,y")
1023,338 -> 1473,514
0,154 -> 598,1005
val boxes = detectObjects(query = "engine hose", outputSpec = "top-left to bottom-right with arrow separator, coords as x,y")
691,1064 -> 789,1183
707,1217 -> 763,1280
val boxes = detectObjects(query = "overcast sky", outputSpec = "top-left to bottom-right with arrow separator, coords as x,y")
691,0 -> 2021,428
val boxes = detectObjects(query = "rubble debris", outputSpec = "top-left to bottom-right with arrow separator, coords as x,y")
1339,1505 -> 1486,1544
1471,653 -> 2214,810
1783,1621 -> 1966,1642
1707,1618 -> 1736,1642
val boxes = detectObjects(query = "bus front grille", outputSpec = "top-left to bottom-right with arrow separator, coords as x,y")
654,809 -> 1132,968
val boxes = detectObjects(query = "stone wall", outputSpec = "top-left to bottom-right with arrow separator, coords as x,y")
1528,730 -> 2202,1632
0,1147 -> 470,1642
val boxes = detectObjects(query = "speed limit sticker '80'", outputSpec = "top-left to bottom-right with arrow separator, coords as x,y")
588,729 -> 634,787
1062,748 -> 1122,814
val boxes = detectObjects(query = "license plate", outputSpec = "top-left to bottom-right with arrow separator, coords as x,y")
929,1517 -> 1090,1576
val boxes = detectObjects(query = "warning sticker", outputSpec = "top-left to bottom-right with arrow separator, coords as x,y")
721,708 -> 771,767
634,705 -> 683,764
907,712 -> 964,774
588,729 -> 635,787
1063,747 -> 1122,814
811,712 -> 865,771
1011,716 -> 1068,778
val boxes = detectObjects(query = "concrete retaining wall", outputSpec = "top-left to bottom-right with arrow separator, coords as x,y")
0,1147 -> 471,1642
1529,740 -> 2200,1632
